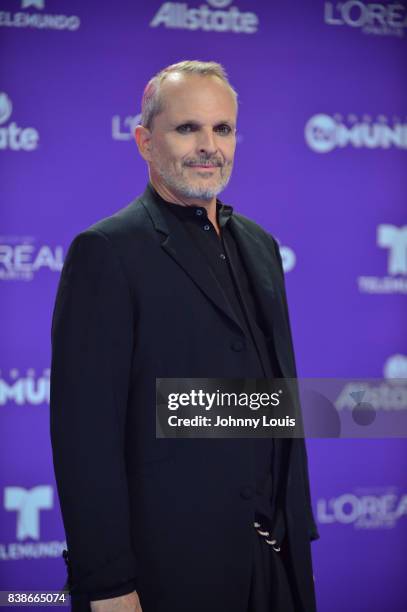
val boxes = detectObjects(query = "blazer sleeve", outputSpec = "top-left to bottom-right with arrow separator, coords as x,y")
50,229 -> 138,594
271,235 -> 320,543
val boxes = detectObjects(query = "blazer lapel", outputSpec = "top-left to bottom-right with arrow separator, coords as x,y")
229,216 -> 276,302
228,214 -> 297,380
140,185 -> 244,334
228,215 -> 277,334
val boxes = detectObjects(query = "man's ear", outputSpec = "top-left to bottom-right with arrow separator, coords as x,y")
134,124 -> 152,162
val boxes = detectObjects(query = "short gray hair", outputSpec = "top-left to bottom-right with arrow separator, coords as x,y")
140,60 -> 238,131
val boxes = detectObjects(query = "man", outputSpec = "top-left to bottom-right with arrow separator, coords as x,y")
50,60 -> 319,612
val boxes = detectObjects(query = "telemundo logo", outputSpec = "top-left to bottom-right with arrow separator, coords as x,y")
357,224 -> 407,294
150,0 -> 259,34
4,486 -> 53,541
305,113 -> 407,153
0,0 -> 80,31
1,485 -> 66,560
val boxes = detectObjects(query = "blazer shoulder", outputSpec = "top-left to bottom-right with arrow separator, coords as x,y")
232,210 -> 279,250
86,194 -> 149,241
67,194 -> 155,262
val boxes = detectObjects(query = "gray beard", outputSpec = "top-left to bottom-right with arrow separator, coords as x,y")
156,165 -> 232,201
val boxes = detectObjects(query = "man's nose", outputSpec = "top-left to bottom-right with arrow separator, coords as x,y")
197,128 -> 217,155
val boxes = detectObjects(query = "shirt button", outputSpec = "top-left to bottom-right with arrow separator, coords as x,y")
203,224 -> 210,231
240,486 -> 254,500
230,339 -> 245,352
195,209 -> 203,216
219,253 -> 226,260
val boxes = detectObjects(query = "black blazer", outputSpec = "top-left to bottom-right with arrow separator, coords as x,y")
50,184 -> 319,612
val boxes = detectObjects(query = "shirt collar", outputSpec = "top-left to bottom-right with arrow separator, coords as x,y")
148,181 -> 234,228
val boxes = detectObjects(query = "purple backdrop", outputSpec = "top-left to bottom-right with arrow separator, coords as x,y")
1,0 -> 406,610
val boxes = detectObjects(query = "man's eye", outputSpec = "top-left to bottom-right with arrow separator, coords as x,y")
176,124 -> 196,134
215,125 -> 232,135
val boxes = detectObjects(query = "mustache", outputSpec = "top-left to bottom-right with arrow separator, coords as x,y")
184,158 -> 223,167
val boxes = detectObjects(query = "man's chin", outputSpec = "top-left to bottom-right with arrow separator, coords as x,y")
183,177 -> 231,199
157,171 -> 231,201
183,185 -> 223,200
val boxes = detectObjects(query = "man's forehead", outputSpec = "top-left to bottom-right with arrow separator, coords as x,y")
160,73 -> 234,101
159,73 -> 237,119
162,71 -> 188,86
162,71 -> 222,88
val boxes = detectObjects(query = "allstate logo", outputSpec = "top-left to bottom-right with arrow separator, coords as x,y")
384,355 -> 407,380
0,92 -> 40,151
0,93 -> 12,124
207,0 -> 232,6
304,114 -> 337,153
150,0 -> 258,34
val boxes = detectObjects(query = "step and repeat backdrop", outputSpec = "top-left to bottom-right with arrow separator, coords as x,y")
1,0 -> 406,610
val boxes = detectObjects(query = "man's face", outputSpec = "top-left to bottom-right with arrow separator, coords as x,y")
144,73 -> 237,201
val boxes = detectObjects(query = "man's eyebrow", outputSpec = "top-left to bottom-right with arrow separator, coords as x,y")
173,119 -> 236,128
216,119 -> 236,128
